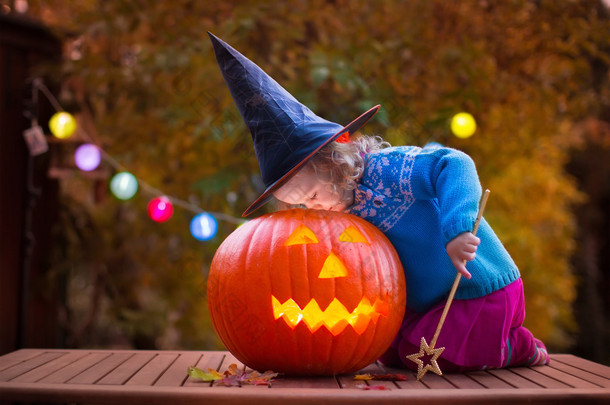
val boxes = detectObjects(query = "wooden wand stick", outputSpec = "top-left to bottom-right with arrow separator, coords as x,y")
407,189 -> 491,380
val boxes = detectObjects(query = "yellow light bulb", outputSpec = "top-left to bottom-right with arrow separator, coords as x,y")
49,112 -> 77,139
450,112 -> 477,138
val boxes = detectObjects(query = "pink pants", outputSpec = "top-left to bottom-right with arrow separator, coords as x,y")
379,279 -> 547,371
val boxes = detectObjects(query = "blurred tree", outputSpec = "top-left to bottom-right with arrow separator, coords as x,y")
561,0 -> 610,364
18,0 -> 609,359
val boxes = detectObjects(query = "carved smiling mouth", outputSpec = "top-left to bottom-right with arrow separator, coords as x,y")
271,296 -> 390,336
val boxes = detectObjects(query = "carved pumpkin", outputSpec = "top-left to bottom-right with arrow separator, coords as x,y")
207,209 -> 406,375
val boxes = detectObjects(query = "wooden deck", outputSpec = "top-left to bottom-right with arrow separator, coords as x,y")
0,349 -> 609,404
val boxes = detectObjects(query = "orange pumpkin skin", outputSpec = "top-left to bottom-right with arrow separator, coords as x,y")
207,209 -> 406,375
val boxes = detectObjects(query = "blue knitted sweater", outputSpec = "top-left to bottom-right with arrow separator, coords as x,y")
346,145 -> 520,313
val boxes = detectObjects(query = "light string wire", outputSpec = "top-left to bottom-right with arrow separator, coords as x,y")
32,79 -> 245,226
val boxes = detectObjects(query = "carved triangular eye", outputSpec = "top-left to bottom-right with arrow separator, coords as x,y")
339,225 -> 369,244
284,224 -> 319,246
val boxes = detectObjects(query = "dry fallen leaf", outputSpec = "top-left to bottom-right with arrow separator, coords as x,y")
188,364 -> 278,387
356,384 -> 388,390
187,366 -> 223,382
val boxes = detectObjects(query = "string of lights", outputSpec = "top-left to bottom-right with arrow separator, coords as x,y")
25,80 -> 477,242
27,79 -> 246,241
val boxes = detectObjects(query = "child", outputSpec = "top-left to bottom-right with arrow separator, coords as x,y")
208,33 -> 549,371
273,137 -> 550,371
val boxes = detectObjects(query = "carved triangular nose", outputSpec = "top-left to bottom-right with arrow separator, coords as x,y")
318,252 -> 347,278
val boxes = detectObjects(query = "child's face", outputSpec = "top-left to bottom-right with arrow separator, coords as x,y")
274,164 -> 352,212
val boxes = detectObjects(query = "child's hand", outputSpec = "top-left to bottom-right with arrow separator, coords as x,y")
446,232 -> 480,279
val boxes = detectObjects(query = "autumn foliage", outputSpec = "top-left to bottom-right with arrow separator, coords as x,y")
22,0 -> 610,356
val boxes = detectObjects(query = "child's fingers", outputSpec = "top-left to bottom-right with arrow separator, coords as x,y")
458,264 -> 472,279
460,267 -> 472,279
463,243 -> 478,254
452,257 -> 472,279
446,232 -> 479,279
462,250 -> 477,261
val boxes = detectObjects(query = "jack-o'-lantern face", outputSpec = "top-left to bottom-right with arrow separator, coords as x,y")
272,223 -> 390,336
208,209 -> 406,375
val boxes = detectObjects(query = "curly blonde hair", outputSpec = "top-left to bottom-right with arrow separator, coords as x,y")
308,135 -> 390,193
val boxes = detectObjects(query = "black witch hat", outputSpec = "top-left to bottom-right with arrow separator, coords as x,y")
208,32 -> 379,216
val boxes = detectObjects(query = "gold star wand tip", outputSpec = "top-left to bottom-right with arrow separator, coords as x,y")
407,337 -> 445,380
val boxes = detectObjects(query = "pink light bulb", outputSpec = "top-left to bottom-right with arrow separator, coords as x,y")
147,196 -> 174,222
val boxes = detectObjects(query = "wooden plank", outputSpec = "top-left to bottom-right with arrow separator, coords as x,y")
269,358 -> 341,390
154,351 -> 202,387
509,366 -> 571,388
0,349 -> 45,372
352,362 -> 399,390
336,371 -> 366,389
11,351 -> 88,383
125,353 -> 178,386
418,373 -> 457,389
68,352 -> 134,384
217,352 -> 246,372
552,354 -> 610,379
271,374 -> 340,389
486,368 -> 542,388
394,373 -> 429,390
336,363 -> 385,390
0,351 -> 67,382
38,352 -> 111,384
465,370 -> 514,389
191,351 -> 226,372
1,382 -> 608,405
549,358 -> 610,388
374,364 -> 483,390
442,373 -> 485,389
533,362 -> 601,388
376,365 -> 427,390
183,351 -> 225,387
96,352 -> 156,385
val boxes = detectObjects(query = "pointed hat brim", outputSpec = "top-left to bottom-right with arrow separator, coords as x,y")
242,104 -> 380,217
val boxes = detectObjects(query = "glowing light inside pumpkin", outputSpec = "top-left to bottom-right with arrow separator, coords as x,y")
272,296 -> 390,335
284,224 -> 319,245
284,224 -> 370,246
318,252 -> 347,278
273,221 -> 385,335
339,225 -> 370,244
